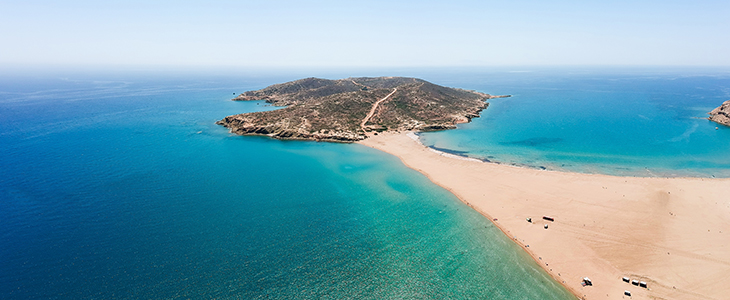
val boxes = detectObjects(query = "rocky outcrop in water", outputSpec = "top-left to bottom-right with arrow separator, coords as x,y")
217,77 -> 505,142
709,100 -> 730,127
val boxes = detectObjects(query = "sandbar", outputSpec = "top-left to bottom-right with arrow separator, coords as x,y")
359,131 -> 730,300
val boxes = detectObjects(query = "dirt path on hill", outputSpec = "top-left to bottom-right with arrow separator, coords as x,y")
360,88 -> 397,134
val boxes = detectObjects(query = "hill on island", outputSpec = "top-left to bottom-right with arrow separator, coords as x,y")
217,77 -> 504,142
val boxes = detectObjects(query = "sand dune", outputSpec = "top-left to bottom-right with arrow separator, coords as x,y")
360,132 -> 730,300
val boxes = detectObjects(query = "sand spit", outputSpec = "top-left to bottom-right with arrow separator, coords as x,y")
359,132 -> 730,300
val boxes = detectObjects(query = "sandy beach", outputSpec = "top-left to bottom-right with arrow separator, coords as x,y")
359,132 -> 730,300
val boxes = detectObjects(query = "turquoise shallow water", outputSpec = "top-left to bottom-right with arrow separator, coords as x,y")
0,70 -> 573,299
417,68 -> 730,177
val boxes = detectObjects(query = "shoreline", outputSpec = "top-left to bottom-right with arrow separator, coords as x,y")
414,132 -> 728,179
359,131 -> 730,300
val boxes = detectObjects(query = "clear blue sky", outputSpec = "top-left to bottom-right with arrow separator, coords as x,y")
1,0 -> 728,67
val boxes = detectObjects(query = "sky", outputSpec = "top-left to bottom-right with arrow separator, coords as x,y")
1,0 -> 729,67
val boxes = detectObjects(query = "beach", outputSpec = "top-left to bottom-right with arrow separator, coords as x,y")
360,131 -> 730,300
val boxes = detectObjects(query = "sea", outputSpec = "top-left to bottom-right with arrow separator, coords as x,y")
419,67 -> 730,177
1,66 -> 728,299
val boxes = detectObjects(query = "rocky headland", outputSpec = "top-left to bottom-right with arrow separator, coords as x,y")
217,77 -> 506,142
709,100 -> 730,126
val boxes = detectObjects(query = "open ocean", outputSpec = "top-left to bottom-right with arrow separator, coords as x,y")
1,66 -> 728,299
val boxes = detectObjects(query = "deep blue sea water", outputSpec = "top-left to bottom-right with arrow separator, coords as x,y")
0,69 -> 573,299
417,67 -> 730,177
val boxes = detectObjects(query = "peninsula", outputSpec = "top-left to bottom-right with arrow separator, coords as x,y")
708,100 -> 730,126
218,77 -> 730,300
217,77 -> 504,142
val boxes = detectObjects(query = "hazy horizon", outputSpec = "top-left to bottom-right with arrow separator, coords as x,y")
2,0 -> 729,68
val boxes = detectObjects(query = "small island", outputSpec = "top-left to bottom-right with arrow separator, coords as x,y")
217,77 -> 507,142
709,100 -> 730,126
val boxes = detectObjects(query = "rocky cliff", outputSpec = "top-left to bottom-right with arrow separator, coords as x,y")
217,77 -> 504,142
709,100 -> 730,127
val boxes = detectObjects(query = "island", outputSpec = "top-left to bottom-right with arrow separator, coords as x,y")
709,99 -> 730,126
217,77 -> 507,142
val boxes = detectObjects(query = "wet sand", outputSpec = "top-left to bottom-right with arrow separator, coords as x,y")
359,131 -> 730,300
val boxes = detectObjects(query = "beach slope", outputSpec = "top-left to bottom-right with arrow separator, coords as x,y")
360,132 -> 730,300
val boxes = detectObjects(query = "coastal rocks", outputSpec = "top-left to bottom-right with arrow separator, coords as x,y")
708,100 -> 730,127
216,115 -> 365,142
418,124 -> 458,131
